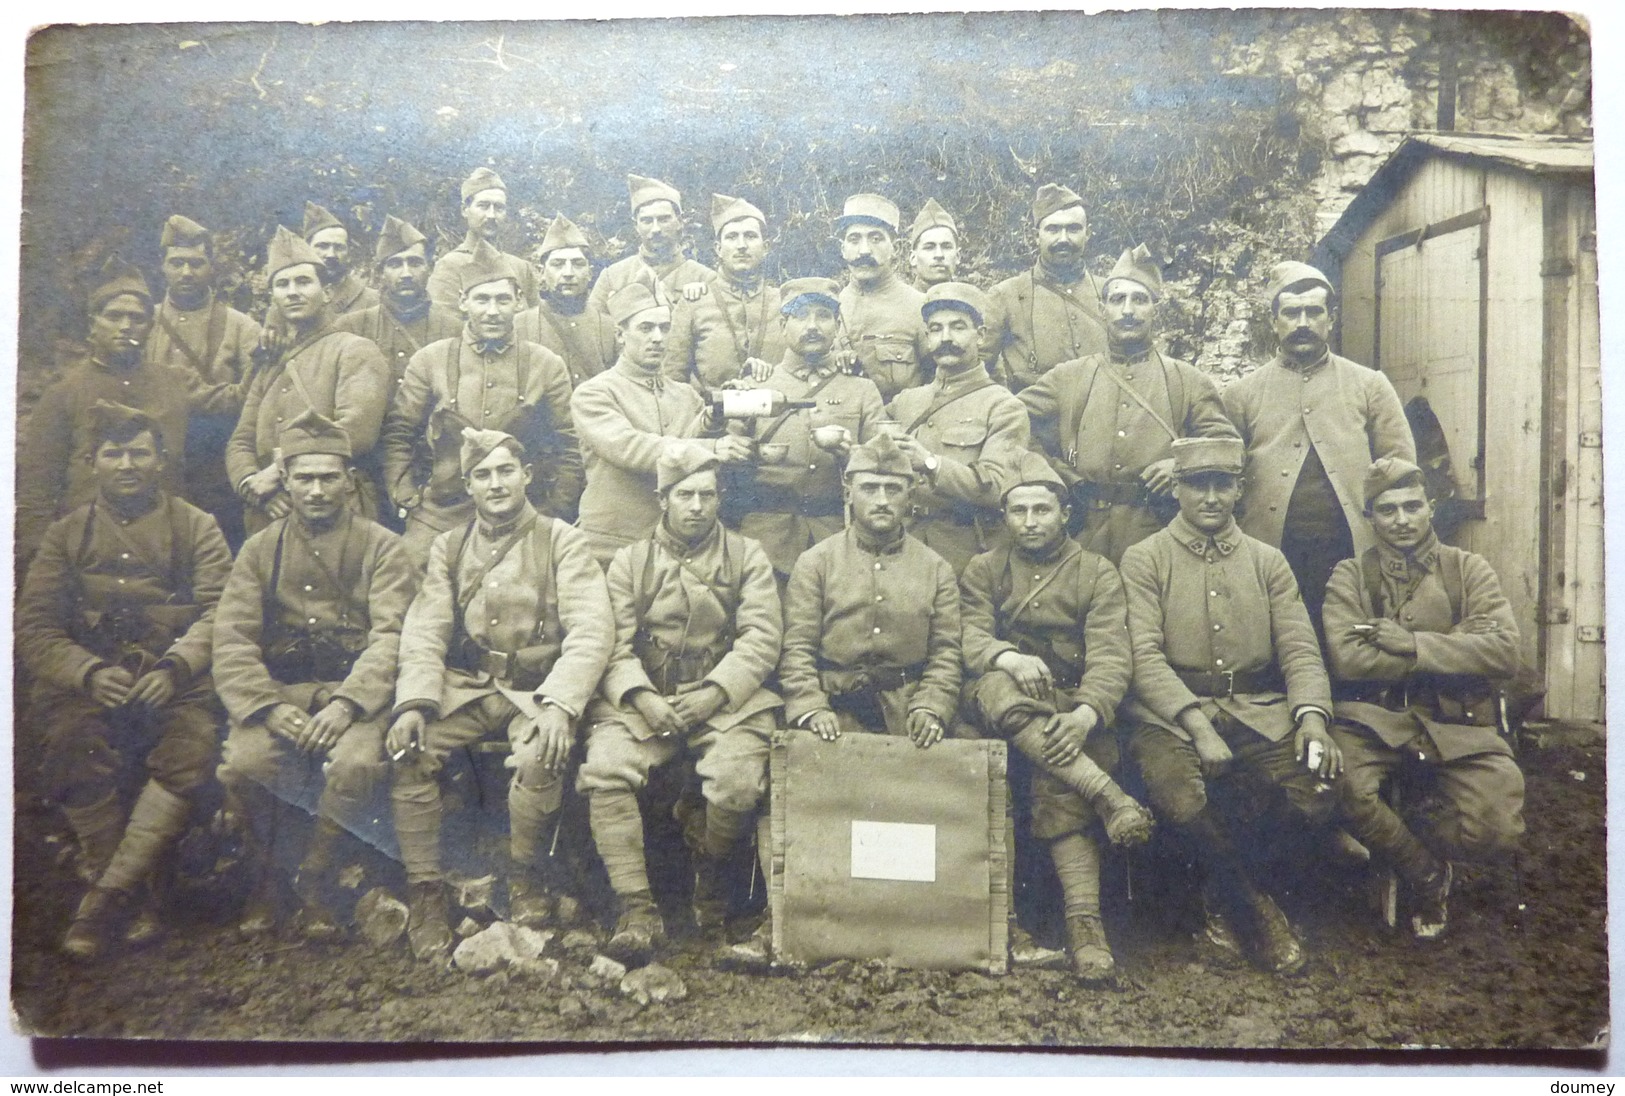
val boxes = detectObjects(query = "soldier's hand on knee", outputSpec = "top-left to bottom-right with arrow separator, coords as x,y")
1040,708 -> 1095,766
806,709 -> 841,742
533,706 -> 575,771
387,710 -> 428,761
126,667 -> 177,710
1294,715 -> 1342,781
87,665 -> 135,709
672,683 -> 727,730
264,702 -> 309,744
907,709 -> 945,749
993,651 -> 1052,700
1182,710 -> 1231,780
631,689 -> 685,739
306,699 -> 356,754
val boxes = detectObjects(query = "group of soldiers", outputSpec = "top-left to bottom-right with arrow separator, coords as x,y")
16,166 -> 1527,986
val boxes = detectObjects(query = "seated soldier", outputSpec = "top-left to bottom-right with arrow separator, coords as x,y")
213,411 -> 416,940
961,450 -> 1153,982
18,402 -> 232,959
1120,437 -> 1340,976
578,442 -> 783,969
1325,458 -> 1524,940
387,429 -> 613,964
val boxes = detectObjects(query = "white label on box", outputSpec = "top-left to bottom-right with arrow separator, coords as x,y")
850,820 -> 937,882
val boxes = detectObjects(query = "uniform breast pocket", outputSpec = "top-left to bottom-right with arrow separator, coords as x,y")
937,422 -> 989,456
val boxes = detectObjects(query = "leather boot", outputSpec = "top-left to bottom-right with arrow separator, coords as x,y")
1065,913 -> 1116,983
121,877 -> 166,949
62,886 -> 128,961
691,854 -> 728,940
604,892 -> 666,969
508,859 -> 557,929
291,818 -> 344,941
1410,862 -> 1453,942
1009,918 -> 1067,970
406,879 -> 454,963
1091,784 -> 1155,847
723,912 -> 774,972
1242,891 -> 1306,976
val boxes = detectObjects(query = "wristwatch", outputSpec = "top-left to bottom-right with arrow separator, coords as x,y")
922,452 -> 940,475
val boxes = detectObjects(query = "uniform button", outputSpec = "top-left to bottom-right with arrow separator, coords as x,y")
312,550 -> 321,557
875,595 -> 883,602
1121,402 -> 1130,410
1294,441 -> 1302,448
490,618 -> 499,625
307,617 -> 316,624
809,464 -> 817,471
177,315 -> 187,324
276,416 -> 284,423
117,578 -> 125,585
1209,590 -> 1217,596
1215,658 -> 1225,666
1282,469 -> 1290,476
121,552 -> 129,559
1212,624 -> 1221,631
1117,430 -> 1126,438
304,584 -> 314,591
1114,463 -> 1123,471
487,381 -> 494,388
1303,407 -> 1311,414
873,562 -> 881,571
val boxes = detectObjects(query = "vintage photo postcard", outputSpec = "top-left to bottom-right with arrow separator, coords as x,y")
10,10 -> 1606,1052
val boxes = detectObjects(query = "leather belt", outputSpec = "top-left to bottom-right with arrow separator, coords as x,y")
1175,667 -> 1284,698
750,485 -> 845,519
1071,481 -> 1153,511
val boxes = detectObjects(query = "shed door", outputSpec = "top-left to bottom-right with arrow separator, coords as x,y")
1374,208 -> 1489,511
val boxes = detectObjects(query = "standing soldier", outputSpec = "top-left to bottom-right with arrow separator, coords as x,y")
887,282 -> 1030,575
301,202 -> 380,317
226,226 -> 390,534
988,183 -> 1109,393
664,194 -> 783,390
213,412 -> 416,939
571,282 -> 753,565
515,214 -> 618,389
1324,458 -> 1524,940
333,215 -> 461,394
730,278 -> 888,586
1222,261 -> 1415,632
427,167 -> 539,311
18,257 -> 197,565
380,241 -> 583,568
587,175 -> 713,316
1119,437 -> 1340,976
906,198 -> 961,292
961,451 -> 1153,981
578,443 -> 782,967
386,429 -> 613,963
19,402 -> 232,959
835,193 -> 928,401
1020,245 -> 1238,564
145,214 -> 261,547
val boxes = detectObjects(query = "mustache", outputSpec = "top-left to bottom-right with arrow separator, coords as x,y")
849,256 -> 881,268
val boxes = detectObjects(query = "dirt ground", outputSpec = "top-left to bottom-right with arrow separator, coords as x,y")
11,739 -> 1609,1052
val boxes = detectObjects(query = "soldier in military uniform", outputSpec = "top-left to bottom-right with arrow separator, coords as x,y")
1020,245 -> 1238,564
961,450 -> 1153,981
887,282 -> 1030,575
1119,437 -> 1340,975
728,277 -> 888,586
515,214 -> 618,389
333,215 -> 462,394
226,226 -> 390,534
571,282 -> 753,565
835,193 -> 929,401
1222,261 -> 1415,635
145,214 -> 262,547
906,198 -> 961,292
301,202 -> 380,318
386,429 -> 613,963
381,240 -> 583,568
1325,458 -> 1524,940
18,402 -> 232,959
587,175 -> 713,316
18,257 -> 202,565
988,184 -> 1109,393
779,432 -> 963,748
213,412 -> 416,940
427,167 -> 540,311
664,194 -> 784,390
578,443 -> 783,967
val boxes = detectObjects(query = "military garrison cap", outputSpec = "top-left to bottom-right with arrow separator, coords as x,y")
265,225 -> 326,281
711,193 -> 766,237
460,428 -> 525,476
657,440 -> 721,493
1171,436 -> 1245,479
538,214 -> 591,259
458,239 -> 517,295
1265,261 -> 1335,310
606,281 -> 667,326
1362,457 -> 1426,509
89,399 -> 162,451
280,409 -> 353,461
907,198 -> 957,245
301,202 -> 345,241
835,193 -> 900,237
87,254 -> 154,313
374,215 -> 430,265
845,432 -> 914,481
1032,183 -> 1085,226
780,277 -> 842,315
1104,244 -> 1164,301
160,215 -> 210,251
996,448 -> 1068,502
628,174 -> 682,215
461,167 -> 507,203
922,281 -> 992,327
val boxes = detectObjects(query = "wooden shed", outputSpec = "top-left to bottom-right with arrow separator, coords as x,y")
1313,132 -> 1601,724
